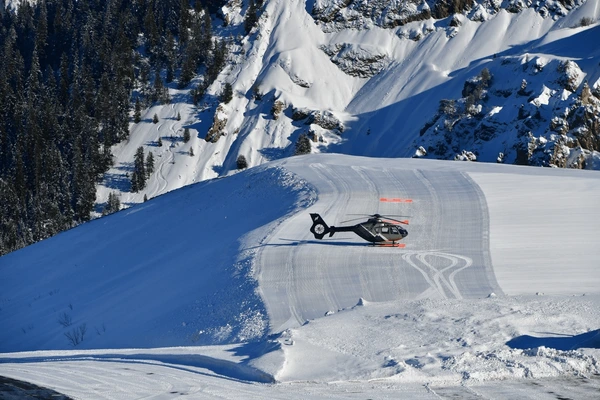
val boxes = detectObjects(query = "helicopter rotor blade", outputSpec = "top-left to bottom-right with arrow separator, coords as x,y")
378,215 -> 411,224
340,216 -> 368,224
340,214 -> 411,224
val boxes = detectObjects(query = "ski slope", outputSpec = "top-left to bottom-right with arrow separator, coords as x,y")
2,154 -> 600,398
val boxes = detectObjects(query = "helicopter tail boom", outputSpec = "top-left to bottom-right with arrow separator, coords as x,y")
309,213 -> 331,240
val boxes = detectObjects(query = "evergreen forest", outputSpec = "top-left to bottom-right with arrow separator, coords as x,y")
0,0 -> 228,256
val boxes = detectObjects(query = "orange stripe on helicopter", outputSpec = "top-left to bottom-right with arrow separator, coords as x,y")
382,219 -> 409,225
380,198 -> 413,203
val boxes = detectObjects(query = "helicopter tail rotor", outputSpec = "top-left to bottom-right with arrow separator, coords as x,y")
309,213 -> 331,240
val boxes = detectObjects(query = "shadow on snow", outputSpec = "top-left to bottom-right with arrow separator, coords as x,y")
506,329 -> 600,351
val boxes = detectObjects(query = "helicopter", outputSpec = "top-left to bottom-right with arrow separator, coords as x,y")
309,213 -> 408,246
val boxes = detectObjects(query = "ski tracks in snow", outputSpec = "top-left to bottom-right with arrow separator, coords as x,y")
402,251 -> 473,299
255,161 -> 500,332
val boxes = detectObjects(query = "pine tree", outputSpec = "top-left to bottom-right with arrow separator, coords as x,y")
183,127 -> 191,142
199,8 -> 213,61
58,53 -> 70,109
153,113 -> 159,124
71,137 -> 96,222
153,71 -> 165,103
102,192 -> 121,215
131,146 -> 147,192
134,98 -> 142,123
35,0 -> 49,66
178,0 -> 191,44
221,82 -> 233,103
207,39 -> 228,83
245,0 -> 258,34
165,32 -> 177,83
146,151 -> 155,177
0,0 -> 226,255
144,5 -> 160,62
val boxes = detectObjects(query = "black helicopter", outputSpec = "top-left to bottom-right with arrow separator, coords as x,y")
309,213 -> 408,246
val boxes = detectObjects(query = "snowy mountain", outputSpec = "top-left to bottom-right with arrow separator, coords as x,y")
95,0 -> 600,212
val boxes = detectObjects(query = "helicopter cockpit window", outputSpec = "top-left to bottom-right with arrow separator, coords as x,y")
390,227 -> 399,234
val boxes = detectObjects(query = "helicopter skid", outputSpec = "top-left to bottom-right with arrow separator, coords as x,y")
372,243 -> 406,248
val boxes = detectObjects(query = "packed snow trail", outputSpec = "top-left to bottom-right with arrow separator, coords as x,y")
255,159 -> 503,331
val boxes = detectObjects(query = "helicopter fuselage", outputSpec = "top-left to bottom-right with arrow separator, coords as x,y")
310,214 -> 408,244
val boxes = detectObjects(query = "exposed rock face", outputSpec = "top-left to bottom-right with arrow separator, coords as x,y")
414,58 -> 600,169
292,107 -> 345,134
320,43 -> 390,78
312,0 -> 434,31
205,105 -> 228,143
272,100 -> 285,120
312,0 -> 585,32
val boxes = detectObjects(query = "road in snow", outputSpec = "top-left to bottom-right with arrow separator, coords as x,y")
256,161 -> 503,332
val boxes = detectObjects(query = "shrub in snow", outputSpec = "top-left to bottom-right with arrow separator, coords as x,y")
152,113 -> 159,124
577,16 -> 594,27
294,134 -> 312,155
65,323 -> 87,346
57,312 -> 72,327
236,155 -> 248,169
220,82 -> 233,104
251,82 -> 263,100
439,99 -> 458,117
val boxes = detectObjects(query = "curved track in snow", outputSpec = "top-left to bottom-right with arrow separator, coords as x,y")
255,161 -> 503,332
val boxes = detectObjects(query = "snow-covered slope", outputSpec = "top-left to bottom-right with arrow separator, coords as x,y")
2,155 -> 600,397
98,0 -> 600,213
